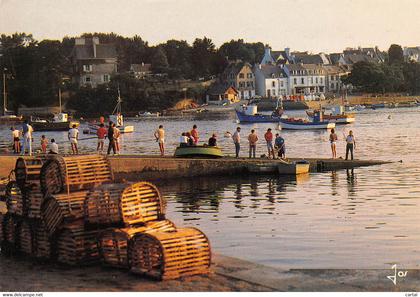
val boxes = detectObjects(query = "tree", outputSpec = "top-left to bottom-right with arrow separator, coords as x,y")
388,44 -> 404,65
191,37 -> 218,78
344,61 -> 386,93
151,46 -> 169,73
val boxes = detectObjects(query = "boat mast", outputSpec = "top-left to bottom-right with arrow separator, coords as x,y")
58,87 -> 62,113
112,85 -> 122,115
2,68 -> 7,116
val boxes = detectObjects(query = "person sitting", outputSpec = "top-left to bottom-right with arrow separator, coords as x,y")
49,139 -> 59,154
186,132 -> 194,146
179,132 -> 189,147
208,133 -> 217,147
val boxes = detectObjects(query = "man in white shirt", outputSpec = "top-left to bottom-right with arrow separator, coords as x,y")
49,138 -> 59,154
21,120 -> 33,156
68,124 -> 79,154
232,127 -> 241,158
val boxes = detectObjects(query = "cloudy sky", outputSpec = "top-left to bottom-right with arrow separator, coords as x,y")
1,0 -> 420,52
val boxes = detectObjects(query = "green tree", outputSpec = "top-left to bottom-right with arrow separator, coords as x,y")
151,46 -> 169,73
388,44 -> 404,65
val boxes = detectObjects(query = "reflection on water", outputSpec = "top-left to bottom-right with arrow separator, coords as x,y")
1,108 -> 420,269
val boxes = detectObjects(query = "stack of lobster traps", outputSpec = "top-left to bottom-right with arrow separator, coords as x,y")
0,154 -> 211,280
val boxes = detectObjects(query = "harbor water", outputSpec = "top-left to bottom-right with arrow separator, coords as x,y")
0,107 -> 419,269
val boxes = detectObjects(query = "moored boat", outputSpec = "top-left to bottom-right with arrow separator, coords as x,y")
306,106 -> 355,124
279,117 -> 335,130
30,113 -> 79,131
174,145 -> 223,158
235,104 -> 283,123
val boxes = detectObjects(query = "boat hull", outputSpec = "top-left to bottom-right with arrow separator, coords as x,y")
278,162 -> 310,175
31,121 -> 79,131
279,119 -> 335,130
306,111 -> 355,124
236,110 -> 281,123
174,146 -> 223,158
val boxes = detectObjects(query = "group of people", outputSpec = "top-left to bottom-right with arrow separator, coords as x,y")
10,119 -> 356,160
10,120 -> 59,156
231,127 -> 286,159
329,129 -> 356,160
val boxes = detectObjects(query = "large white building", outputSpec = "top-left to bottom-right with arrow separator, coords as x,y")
254,64 -> 288,98
283,64 -> 326,97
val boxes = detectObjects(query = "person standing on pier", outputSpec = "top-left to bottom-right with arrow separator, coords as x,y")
40,135 -> 48,154
154,125 -> 165,156
345,130 -> 356,160
114,124 -> 121,155
329,128 -> 338,159
248,129 -> 259,158
68,124 -> 79,154
264,128 -> 275,159
96,123 -> 107,153
232,127 -> 241,158
191,125 -> 199,144
10,127 -> 21,154
107,121 -> 116,155
21,120 -> 33,156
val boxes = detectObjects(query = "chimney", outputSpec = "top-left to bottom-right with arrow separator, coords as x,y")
258,64 -> 262,70
92,37 -> 100,58
285,47 -> 290,58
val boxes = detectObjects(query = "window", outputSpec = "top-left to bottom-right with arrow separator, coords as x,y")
280,81 -> 284,87
320,77 -> 323,84
272,81 -> 276,87
301,78 -> 304,84
309,77 -> 313,84
331,83 -> 334,89
246,81 -> 250,87
85,76 -> 91,83
83,65 -> 92,72
315,77 -> 318,84
103,74 -> 110,82
250,82 -> 254,87
239,73 -> 245,79
272,89 -> 276,96
247,73 -> 253,78
294,78 -> 297,84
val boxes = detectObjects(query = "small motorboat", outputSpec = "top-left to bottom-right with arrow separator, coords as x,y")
174,145 -> 223,158
247,164 -> 278,174
235,103 -> 283,123
138,111 -> 160,118
279,114 -> 335,130
278,160 -> 310,175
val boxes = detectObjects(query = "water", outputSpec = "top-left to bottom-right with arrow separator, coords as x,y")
1,107 -> 420,269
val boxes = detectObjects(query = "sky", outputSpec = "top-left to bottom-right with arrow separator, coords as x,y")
1,0 -> 420,53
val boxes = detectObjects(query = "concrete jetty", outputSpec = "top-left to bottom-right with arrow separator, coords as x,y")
0,154 -> 391,180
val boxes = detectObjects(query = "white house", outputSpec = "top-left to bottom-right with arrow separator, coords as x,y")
254,64 -> 288,98
283,64 -> 326,99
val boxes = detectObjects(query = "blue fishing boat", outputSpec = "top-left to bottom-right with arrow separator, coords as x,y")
235,103 -> 283,123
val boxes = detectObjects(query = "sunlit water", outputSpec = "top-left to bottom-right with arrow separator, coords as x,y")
1,107 -> 420,269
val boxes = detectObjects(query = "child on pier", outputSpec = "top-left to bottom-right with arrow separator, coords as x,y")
40,135 -> 48,154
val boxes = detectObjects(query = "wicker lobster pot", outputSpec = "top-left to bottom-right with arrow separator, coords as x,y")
40,155 -> 113,195
129,227 -> 211,280
1,214 -> 19,254
34,223 -> 51,259
15,156 -> 45,187
18,219 -> 34,255
98,220 -> 176,269
55,223 -> 101,265
85,182 -> 165,227
84,183 -> 127,227
0,213 -> 4,244
23,184 -> 44,219
6,181 -> 26,216
41,191 -> 89,236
